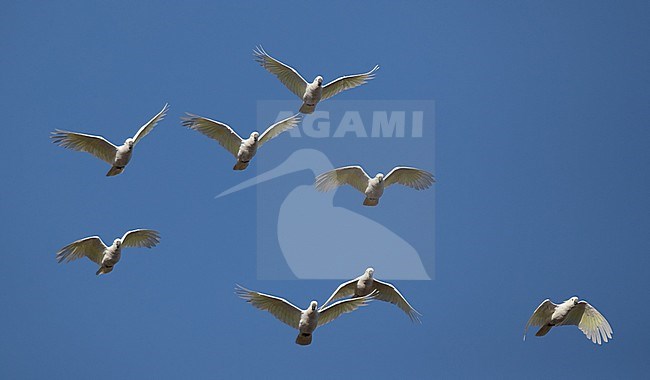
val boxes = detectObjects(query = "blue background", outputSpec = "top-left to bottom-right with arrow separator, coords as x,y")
1,1 -> 649,378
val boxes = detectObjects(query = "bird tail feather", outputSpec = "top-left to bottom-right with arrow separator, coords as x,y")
299,103 -> 315,114
535,325 -> 552,337
363,197 -> 379,206
295,332 -> 312,346
106,166 -> 123,176
233,161 -> 249,170
96,266 -> 113,276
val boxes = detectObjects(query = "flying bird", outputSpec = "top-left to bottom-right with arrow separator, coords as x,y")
182,113 -> 301,170
524,297 -> 613,344
51,103 -> 169,176
235,285 -> 375,345
254,46 -> 379,114
322,268 -> 421,322
315,165 -> 434,206
56,229 -> 160,275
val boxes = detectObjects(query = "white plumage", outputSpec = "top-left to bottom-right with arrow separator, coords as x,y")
182,113 -> 301,170
56,229 -> 160,275
524,297 -> 613,344
254,46 -> 379,114
315,165 -> 434,206
236,285 -> 375,345
322,268 -> 421,322
51,104 -> 169,176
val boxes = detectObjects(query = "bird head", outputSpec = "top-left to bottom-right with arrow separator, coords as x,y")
250,131 -> 259,141
315,76 -> 323,86
366,267 -> 375,277
376,173 -> 385,182
571,296 -> 579,305
125,138 -> 134,150
310,301 -> 318,311
113,239 -> 122,248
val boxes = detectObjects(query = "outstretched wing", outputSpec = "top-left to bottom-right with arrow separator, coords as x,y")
314,166 -> 371,194
51,130 -> 118,165
235,285 -> 302,329
181,114 -> 243,158
56,236 -> 107,265
318,291 -> 376,327
373,279 -> 422,323
524,299 -> 557,340
253,46 -> 308,99
561,301 -> 613,344
258,114 -> 302,147
132,103 -> 169,145
321,65 -> 379,101
120,229 -> 160,249
321,279 -> 358,308
383,167 -> 435,190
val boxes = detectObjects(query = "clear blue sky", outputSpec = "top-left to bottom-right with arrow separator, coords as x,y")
1,1 -> 649,378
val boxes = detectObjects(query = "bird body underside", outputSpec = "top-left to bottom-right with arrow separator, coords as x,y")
551,303 -> 574,323
534,304 -> 572,336
356,278 -> 374,296
107,146 -> 132,176
364,182 -> 384,206
300,85 -> 321,114
302,84 -> 322,104
97,248 -> 120,275
296,311 -> 317,345
234,140 -> 257,170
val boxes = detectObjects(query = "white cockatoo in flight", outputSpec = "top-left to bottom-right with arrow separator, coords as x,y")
254,46 -> 379,114
51,104 -> 169,176
56,229 -> 160,275
322,268 -> 421,322
182,113 -> 301,170
524,297 -> 613,344
315,165 -> 434,206
236,285 -> 376,345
